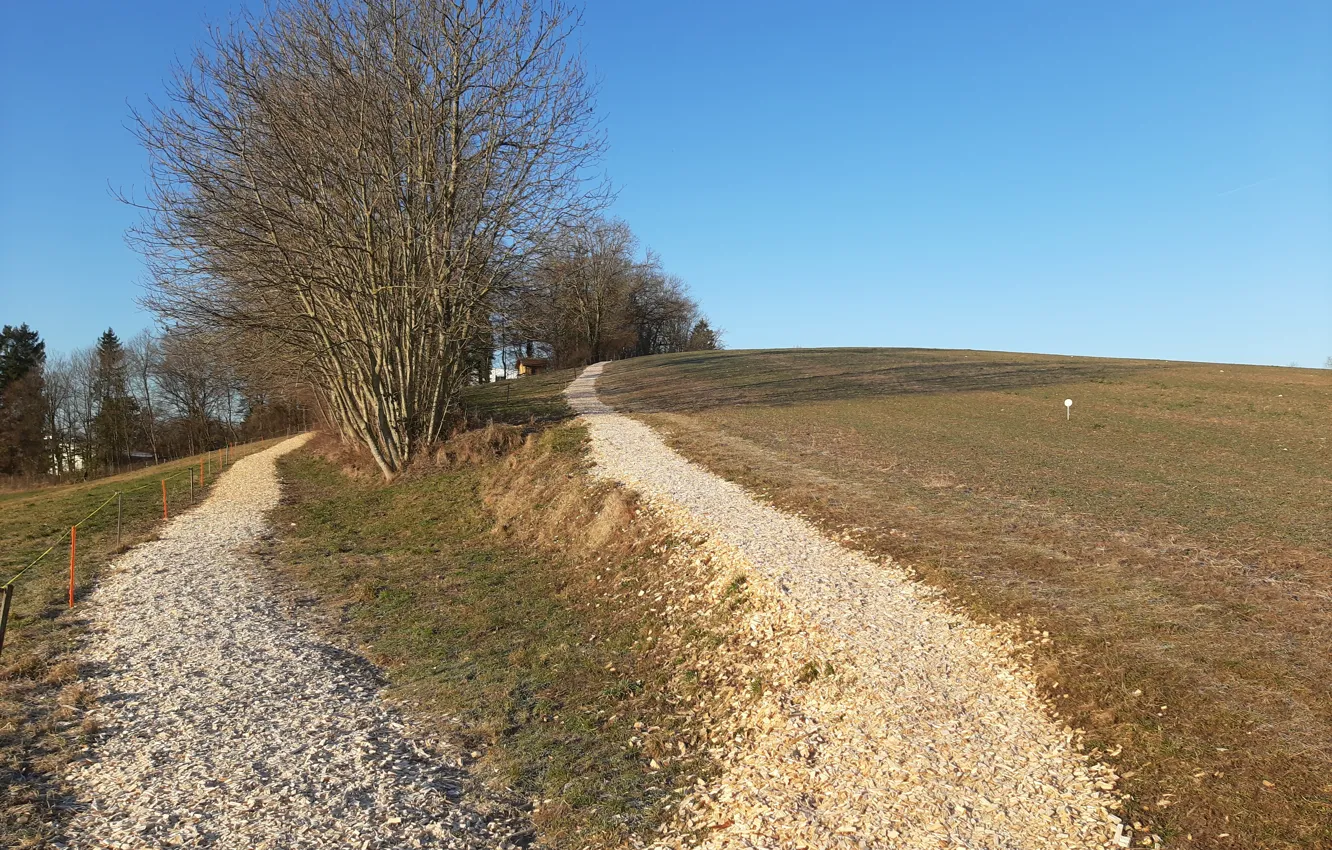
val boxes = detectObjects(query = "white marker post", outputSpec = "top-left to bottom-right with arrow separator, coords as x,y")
1065,398 -> 1073,421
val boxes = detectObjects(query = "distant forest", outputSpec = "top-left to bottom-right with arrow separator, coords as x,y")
0,323 -> 308,481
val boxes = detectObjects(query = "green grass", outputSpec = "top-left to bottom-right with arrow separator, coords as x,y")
271,433 -> 712,846
461,368 -> 579,425
0,439 -> 281,847
599,347 -> 1332,850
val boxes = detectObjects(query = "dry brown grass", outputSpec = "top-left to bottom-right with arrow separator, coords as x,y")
599,348 -> 1332,850
434,422 -> 528,468
310,422 -> 532,480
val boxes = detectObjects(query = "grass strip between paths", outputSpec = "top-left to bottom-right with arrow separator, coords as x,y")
268,429 -> 728,847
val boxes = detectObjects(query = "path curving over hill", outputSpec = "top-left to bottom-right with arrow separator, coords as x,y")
60,436 -> 516,850
569,363 -> 1125,849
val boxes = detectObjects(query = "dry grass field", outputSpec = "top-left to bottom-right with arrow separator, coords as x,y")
598,348 -> 1332,850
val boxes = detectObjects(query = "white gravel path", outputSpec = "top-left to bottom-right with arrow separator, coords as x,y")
568,364 -> 1124,849
60,436 -> 513,850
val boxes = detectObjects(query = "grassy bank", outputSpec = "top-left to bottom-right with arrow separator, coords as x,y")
460,367 -> 581,425
0,439 -> 282,847
269,427 -> 731,846
599,348 -> 1332,850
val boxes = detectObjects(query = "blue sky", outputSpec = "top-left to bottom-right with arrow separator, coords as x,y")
2,1 -> 1328,366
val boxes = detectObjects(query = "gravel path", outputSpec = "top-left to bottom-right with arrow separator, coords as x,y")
61,437 -> 512,850
568,364 -> 1125,849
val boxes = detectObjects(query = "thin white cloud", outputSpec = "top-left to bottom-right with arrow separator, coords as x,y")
1216,176 -> 1278,197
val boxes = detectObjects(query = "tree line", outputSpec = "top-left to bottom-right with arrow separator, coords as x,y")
0,323 -> 307,480
498,218 -> 720,373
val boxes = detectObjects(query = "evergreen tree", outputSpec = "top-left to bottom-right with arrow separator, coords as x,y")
0,324 -> 45,390
686,319 -> 722,352
91,328 -> 139,470
0,324 -> 49,474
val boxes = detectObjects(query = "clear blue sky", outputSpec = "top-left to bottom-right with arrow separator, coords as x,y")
2,1 -> 1328,366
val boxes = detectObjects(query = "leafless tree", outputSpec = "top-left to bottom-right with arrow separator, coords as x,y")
131,0 -> 606,478
513,218 -> 720,367
155,332 -> 230,455
626,260 -> 701,357
68,346 -> 99,475
521,219 -> 637,366
126,329 -> 163,461
42,354 -> 79,473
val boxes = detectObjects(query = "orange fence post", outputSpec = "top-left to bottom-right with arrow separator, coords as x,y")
161,479 -> 168,520
68,526 -> 76,608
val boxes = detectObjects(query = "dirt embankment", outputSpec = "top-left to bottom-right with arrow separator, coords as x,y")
480,426 -> 855,846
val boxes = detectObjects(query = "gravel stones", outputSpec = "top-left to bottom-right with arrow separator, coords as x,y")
568,364 -> 1123,849
59,437 -> 513,850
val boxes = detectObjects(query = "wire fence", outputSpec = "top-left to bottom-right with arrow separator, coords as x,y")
0,440 -> 274,655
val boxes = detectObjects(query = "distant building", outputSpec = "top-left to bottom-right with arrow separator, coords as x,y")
495,341 -> 553,379
50,442 -> 85,474
516,357 -> 550,377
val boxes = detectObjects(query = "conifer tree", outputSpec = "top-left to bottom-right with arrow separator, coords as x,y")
91,328 -> 139,471
0,324 -> 49,474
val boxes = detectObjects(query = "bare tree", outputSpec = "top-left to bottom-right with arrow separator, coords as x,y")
42,354 -> 77,473
155,332 -> 229,455
126,329 -> 162,461
69,345 -> 99,476
132,0 -> 606,478
625,260 -> 701,357
513,218 -> 719,367
522,219 -> 637,366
